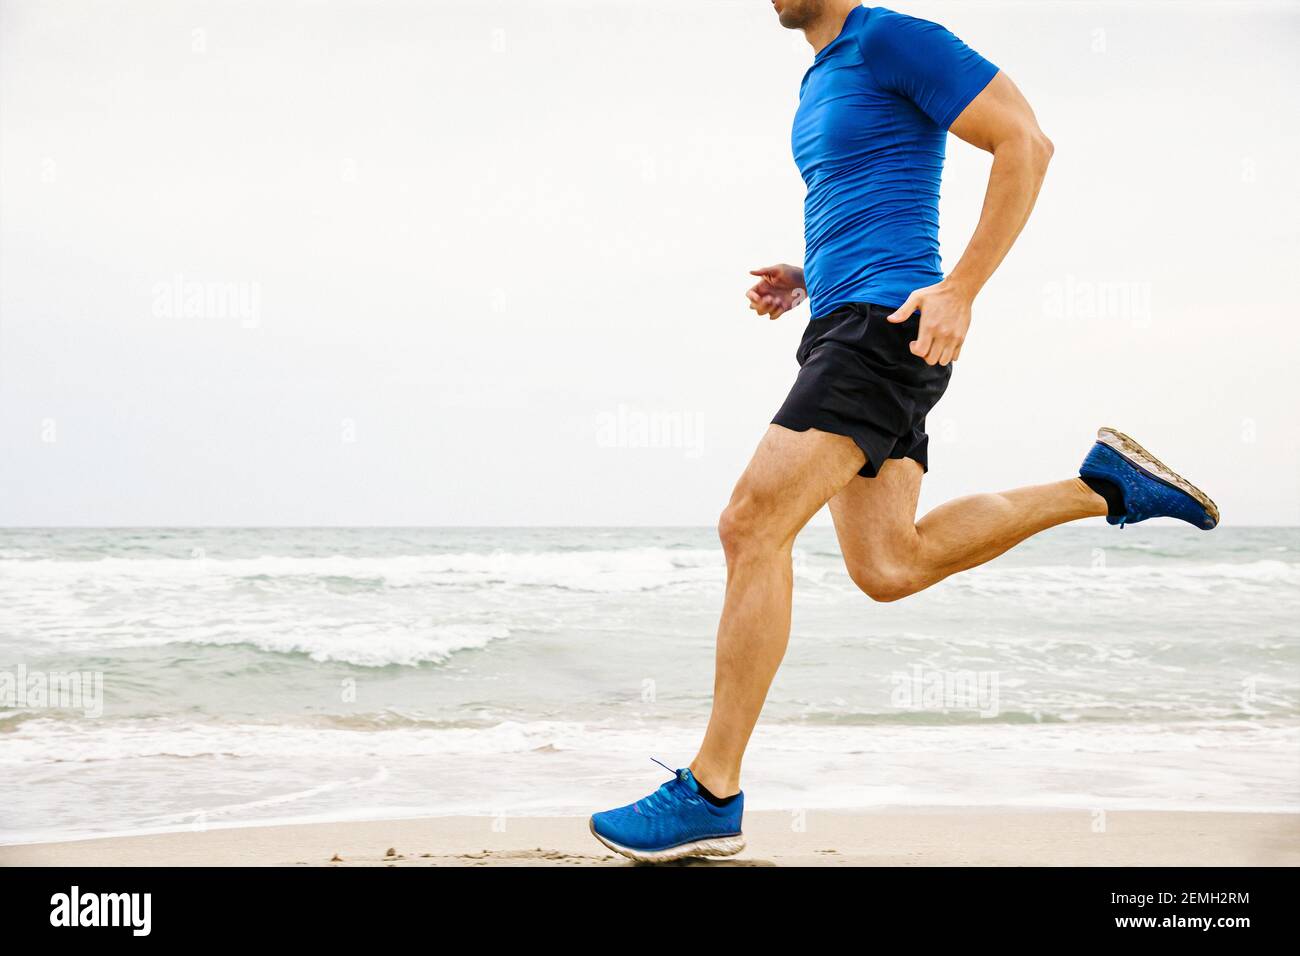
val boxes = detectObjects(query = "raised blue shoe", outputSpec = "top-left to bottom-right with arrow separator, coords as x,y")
589,762 -> 744,863
1080,427 -> 1219,529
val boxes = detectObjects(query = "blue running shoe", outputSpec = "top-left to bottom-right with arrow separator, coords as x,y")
590,762 -> 744,863
1080,427 -> 1219,529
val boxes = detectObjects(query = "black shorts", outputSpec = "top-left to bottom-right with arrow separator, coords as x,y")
771,302 -> 952,478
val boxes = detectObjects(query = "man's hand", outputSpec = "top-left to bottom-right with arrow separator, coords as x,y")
746,264 -> 806,320
886,279 -> 973,366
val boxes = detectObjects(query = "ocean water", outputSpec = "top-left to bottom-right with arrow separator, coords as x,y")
1,525 -> 1297,842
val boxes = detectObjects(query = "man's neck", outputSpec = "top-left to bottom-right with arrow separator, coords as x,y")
804,2 -> 861,56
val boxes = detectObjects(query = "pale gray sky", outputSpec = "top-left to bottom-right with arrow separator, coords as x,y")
2,0 -> 1297,525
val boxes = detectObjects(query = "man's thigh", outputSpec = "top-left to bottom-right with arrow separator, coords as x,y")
726,425 -> 866,546
827,457 -> 924,570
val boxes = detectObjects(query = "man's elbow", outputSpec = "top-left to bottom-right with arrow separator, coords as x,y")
997,127 -> 1053,174
1033,130 -> 1055,168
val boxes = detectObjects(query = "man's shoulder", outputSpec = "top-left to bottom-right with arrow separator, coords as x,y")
856,6 -> 943,54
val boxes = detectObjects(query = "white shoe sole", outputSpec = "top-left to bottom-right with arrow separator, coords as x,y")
1097,426 -> 1220,527
588,819 -> 745,864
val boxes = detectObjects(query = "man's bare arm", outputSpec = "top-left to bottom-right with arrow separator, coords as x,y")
886,72 -> 1054,365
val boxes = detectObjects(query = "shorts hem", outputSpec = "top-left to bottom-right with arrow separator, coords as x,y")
770,416 -> 929,479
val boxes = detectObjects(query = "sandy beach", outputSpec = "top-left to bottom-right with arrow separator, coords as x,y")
3,808 -> 1296,867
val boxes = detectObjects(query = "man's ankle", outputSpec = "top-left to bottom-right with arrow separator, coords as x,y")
1072,476 -> 1111,518
688,760 -> 740,800
1076,476 -> 1118,515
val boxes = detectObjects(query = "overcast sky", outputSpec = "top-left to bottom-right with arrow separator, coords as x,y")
2,0 -> 1297,526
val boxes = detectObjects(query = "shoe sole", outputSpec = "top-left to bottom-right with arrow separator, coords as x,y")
588,819 -> 745,864
1097,426 -> 1220,527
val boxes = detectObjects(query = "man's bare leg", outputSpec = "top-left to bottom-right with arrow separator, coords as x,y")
688,424 -> 866,797
830,457 -> 1107,602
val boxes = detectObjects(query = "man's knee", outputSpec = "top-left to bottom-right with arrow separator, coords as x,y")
718,494 -> 785,563
847,560 -> 917,603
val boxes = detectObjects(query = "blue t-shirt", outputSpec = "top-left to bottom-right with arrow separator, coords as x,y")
792,6 -> 998,317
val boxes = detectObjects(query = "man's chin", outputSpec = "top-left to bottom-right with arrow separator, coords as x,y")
777,10 -> 810,30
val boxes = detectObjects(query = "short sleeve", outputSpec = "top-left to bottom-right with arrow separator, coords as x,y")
858,9 -> 999,130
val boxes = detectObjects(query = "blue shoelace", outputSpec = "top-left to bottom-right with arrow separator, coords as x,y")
637,758 -> 702,815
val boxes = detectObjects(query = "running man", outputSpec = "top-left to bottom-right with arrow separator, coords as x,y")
589,1 -> 1219,863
